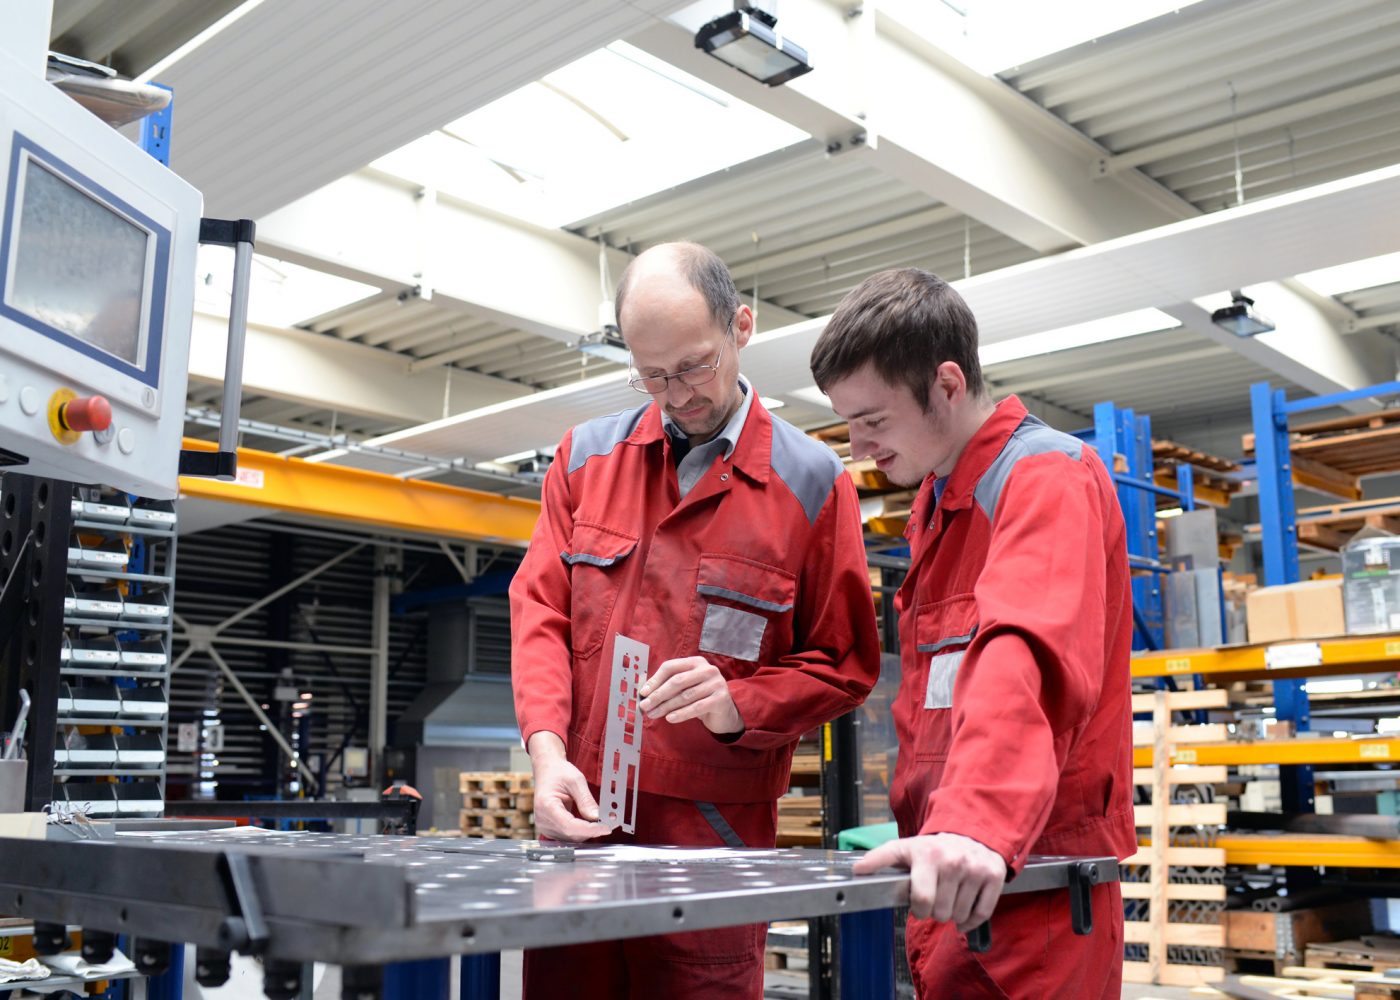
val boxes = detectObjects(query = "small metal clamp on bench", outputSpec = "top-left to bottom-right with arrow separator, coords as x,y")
179,217 -> 255,481
196,849 -> 270,990
965,860 -> 1102,953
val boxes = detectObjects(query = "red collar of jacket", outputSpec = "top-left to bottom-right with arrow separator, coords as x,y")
905,394 -> 1028,537
622,390 -> 775,486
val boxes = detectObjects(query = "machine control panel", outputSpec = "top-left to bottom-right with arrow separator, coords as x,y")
0,48 -> 202,498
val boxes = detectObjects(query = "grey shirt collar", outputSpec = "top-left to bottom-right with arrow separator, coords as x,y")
661,375 -> 753,461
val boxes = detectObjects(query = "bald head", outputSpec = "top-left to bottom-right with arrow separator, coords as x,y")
614,242 -> 740,339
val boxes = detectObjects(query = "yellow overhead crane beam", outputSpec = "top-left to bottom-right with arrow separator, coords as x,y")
179,439 -> 540,544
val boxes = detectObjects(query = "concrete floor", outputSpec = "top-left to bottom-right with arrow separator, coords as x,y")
1120,986 -> 1200,1000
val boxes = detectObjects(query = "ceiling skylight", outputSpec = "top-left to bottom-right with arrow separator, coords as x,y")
195,245 -> 379,330
370,41 -> 807,229
881,0 -> 1207,75
1295,251 -> 1400,297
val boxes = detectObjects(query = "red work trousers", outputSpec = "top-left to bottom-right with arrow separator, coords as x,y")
907,881 -> 1123,999
522,790 -> 778,1000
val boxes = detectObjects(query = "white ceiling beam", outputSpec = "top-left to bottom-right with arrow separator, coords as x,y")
1159,285 -> 1392,413
256,172 -> 632,345
342,163 -> 1400,466
185,311 -> 532,427
629,8 -> 1192,254
1349,310 -> 1400,332
633,4 -> 1388,400
991,345 -> 1232,397
256,169 -> 810,350
728,205 -> 960,281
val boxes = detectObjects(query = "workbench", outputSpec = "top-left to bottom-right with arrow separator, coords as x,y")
0,829 -> 1119,999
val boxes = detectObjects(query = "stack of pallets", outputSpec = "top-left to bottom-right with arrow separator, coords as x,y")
1125,688 -> 1229,988
776,792 -> 823,847
459,771 -> 534,840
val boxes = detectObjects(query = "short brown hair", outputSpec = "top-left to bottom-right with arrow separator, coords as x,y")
811,268 -> 984,409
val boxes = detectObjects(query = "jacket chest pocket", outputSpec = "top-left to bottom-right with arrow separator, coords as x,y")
915,594 -> 978,711
560,522 -> 639,658
694,553 -> 796,666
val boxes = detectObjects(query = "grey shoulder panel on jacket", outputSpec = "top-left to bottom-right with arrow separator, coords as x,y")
769,415 -> 845,525
567,402 -> 651,473
974,414 -> 1084,520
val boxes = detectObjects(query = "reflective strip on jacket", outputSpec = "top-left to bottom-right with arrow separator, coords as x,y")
510,395 -> 881,804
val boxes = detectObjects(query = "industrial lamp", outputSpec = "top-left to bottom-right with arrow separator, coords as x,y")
1211,290 -> 1275,337
695,4 -> 813,87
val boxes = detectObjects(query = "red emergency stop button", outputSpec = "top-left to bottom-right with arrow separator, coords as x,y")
58,395 -> 113,433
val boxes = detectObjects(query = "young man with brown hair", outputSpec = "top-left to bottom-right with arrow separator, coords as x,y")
811,267 -> 1135,999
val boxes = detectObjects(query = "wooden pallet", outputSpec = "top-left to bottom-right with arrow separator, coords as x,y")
1189,968 -> 1396,998
1290,498 -> 1400,551
763,946 -> 809,972
462,791 -> 535,811
459,771 -> 532,794
1152,440 -> 1243,508
1306,938 -> 1400,974
1244,410 -> 1400,501
459,771 -> 534,839
777,792 -> 822,847
1153,440 -> 1241,475
1123,687 -> 1228,987
459,808 -> 533,839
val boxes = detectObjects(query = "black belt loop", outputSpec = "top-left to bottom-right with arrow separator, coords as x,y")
695,801 -> 746,848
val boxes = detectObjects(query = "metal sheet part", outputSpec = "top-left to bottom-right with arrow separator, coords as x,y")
0,830 -> 1117,965
601,635 -> 649,834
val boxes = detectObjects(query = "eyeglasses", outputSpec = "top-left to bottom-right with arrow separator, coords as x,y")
627,321 -> 732,395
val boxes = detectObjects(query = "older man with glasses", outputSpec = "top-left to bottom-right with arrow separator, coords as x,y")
510,241 -> 880,999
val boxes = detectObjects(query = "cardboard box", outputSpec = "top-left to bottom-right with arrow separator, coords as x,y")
1246,579 -> 1346,644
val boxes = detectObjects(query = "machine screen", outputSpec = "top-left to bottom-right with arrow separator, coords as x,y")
10,157 -> 148,366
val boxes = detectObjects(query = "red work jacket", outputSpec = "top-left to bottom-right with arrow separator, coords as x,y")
510,395 -> 880,804
891,396 -> 1136,870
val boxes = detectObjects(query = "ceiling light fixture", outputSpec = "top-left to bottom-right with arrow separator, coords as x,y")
1210,290 -> 1274,337
695,4 -> 813,87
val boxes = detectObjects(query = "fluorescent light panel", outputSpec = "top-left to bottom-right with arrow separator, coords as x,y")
979,308 -> 1180,366
372,42 -> 805,230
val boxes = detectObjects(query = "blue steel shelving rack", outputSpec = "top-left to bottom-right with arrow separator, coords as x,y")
1079,401 -> 1206,654
1249,377 -> 1400,814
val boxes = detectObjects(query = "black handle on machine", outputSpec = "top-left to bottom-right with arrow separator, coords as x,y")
179,218 -> 255,480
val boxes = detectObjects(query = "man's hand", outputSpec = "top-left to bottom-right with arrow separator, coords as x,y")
527,732 -> 611,842
853,833 -> 1008,931
638,656 -> 743,735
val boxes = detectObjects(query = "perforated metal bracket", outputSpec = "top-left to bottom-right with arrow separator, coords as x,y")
602,635 -> 649,834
